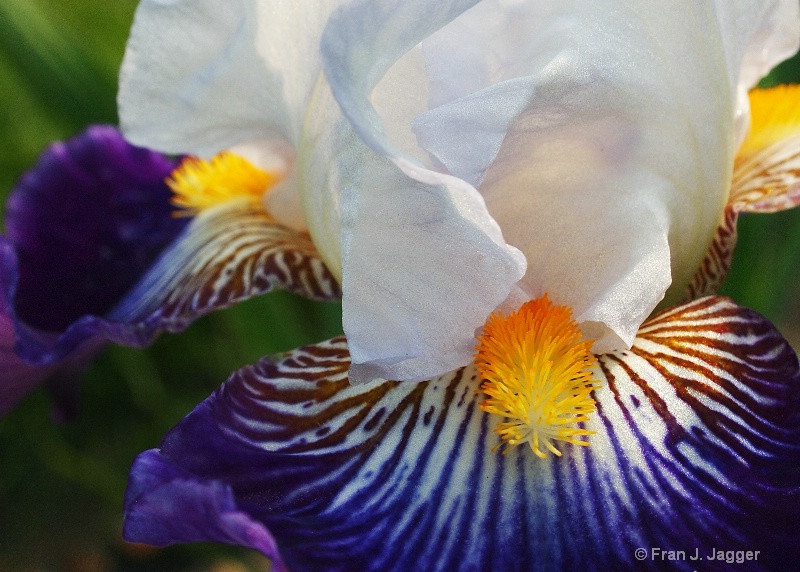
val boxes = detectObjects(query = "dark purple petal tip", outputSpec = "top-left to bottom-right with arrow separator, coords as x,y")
124,449 -> 287,572
5,124 -> 185,332
0,125 -> 185,414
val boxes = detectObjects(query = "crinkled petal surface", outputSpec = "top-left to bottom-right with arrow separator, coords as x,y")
124,297 -> 800,571
121,0 -> 527,383
116,0 -> 799,380
316,0 -> 525,382
414,0 -> 800,352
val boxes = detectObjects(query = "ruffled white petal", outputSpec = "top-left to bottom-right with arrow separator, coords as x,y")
118,0 -> 343,156
414,0 -> 799,350
316,0 -> 526,382
118,0 -> 799,380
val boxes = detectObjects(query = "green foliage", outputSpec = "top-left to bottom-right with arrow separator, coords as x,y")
0,2 -> 341,569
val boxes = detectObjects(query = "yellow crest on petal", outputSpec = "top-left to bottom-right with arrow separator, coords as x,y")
168,152 -> 282,217
474,295 -> 601,459
730,84 -> 800,210
737,84 -> 800,160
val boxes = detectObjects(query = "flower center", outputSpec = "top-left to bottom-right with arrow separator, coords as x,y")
167,151 -> 282,217
474,294 -> 601,458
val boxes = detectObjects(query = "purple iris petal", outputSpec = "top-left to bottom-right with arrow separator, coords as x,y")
1,123 -> 338,417
0,240 -> 52,414
5,124 -> 185,332
0,125 -> 185,415
125,450 -> 287,572
123,299 -> 800,572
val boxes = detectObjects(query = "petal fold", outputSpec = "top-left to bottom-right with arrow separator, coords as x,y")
124,297 -> 800,571
416,0 -> 800,343
316,0 -> 525,382
1,241 -> 52,416
125,450 -> 287,572
1,126 -> 182,414
686,85 -> 800,299
1,125 -> 335,415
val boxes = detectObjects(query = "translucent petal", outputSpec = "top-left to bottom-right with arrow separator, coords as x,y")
118,0 -> 343,156
721,0 -> 800,145
415,0 -> 800,349
303,0 -> 526,382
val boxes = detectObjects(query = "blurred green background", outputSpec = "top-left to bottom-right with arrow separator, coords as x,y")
0,2 -> 343,570
1,2 -> 799,571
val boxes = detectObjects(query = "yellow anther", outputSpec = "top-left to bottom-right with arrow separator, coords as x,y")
167,151 -> 281,217
474,295 -> 601,458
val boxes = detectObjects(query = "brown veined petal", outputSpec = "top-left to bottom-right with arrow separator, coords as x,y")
593,295 -> 800,571
123,297 -> 800,571
108,199 -> 340,336
686,85 -> 800,299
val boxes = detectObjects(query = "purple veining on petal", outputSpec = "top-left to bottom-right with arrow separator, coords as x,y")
122,318 -> 800,572
5,124 -> 186,332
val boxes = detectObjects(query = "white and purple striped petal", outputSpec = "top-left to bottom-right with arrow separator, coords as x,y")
1,125 -> 337,417
124,296 -> 800,571
108,200 -> 340,336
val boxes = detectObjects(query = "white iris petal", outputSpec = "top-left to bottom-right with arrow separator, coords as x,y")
118,0 -> 800,381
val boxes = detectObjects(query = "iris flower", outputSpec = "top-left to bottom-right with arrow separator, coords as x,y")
112,0 -> 800,570
0,125 -> 338,417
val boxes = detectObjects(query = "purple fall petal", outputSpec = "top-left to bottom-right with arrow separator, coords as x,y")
123,299 -> 800,572
5,124 -> 185,332
125,450 -> 287,572
0,125 -> 184,414
0,240 -> 52,415
1,123 -> 338,416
